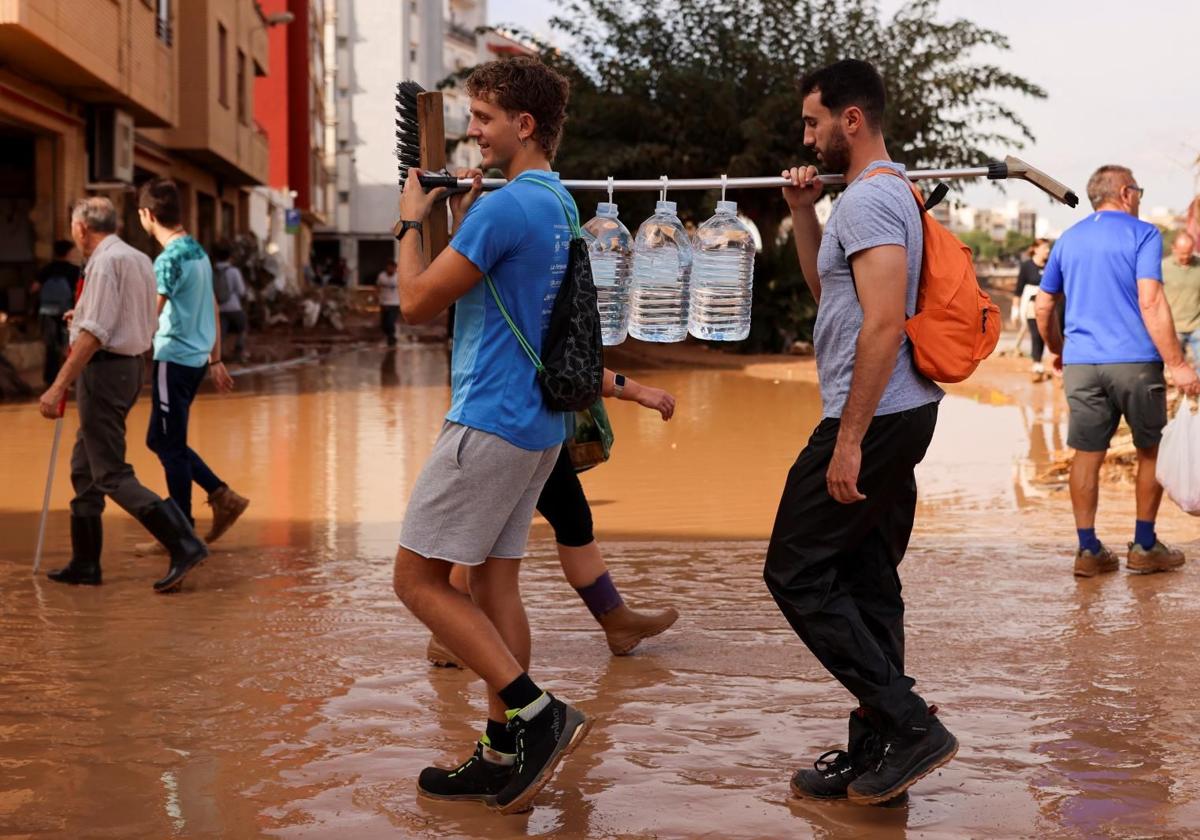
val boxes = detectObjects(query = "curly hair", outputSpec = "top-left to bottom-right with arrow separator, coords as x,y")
465,56 -> 570,159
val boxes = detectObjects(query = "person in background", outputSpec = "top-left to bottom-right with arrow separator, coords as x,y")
38,197 -> 207,593
213,243 -> 248,362
31,239 -> 80,386
377,259 -> 400,346
1035,165 -> 1200,579
138,178 -> 251,547
1162,231 -> 1200,366
1013,238 -> 1051,382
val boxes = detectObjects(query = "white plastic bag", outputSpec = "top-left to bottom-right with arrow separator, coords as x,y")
1157,399 -> 1200,515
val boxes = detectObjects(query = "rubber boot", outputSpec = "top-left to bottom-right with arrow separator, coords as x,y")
47,515 -> 103,586
137,499 -> 209,593
597,603 -> 680,655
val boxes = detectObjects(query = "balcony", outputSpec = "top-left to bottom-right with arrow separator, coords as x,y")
446,21 -> 477,47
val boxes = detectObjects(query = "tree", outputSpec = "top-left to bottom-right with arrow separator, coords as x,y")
460,0 -> 1045,350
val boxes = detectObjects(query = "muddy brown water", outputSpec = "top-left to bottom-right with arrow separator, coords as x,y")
2,347 -> 1199,839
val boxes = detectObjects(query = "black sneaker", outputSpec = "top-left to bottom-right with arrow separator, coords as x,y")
417,741 -> 514,805
847,706 -> 958,805
791,709 -> 877,800
493,694 -> 592,814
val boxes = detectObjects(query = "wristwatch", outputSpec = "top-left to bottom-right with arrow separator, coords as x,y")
393,219 -> 423,240
613,373 -> 626,397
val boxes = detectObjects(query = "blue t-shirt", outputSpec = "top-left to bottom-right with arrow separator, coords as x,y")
1040,211 -> 1163,365
446,170 -> 573,450
153,235 -> 217,368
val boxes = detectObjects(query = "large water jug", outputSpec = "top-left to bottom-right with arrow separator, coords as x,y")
629,200 -> 691,343
581,202 -> 632,346
688,199 -> 755,341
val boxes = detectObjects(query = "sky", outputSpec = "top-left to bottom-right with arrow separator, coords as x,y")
489,0 -> 1200,234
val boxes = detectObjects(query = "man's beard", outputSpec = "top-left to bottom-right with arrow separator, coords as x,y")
819,126 -> 851,174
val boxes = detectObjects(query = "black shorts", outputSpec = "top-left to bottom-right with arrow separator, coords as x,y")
1063,362 -> 1167,451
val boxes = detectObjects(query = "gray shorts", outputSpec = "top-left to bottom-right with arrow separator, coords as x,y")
1064,363 -> 1167,451
399,422 -> 560,566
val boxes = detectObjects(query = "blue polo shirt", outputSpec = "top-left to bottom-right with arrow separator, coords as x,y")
153,235 -> 216,368
1040,210 -> 1163,365
446,170 -> 573,450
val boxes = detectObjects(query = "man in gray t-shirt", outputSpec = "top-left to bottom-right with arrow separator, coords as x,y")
763,59 -> 955,808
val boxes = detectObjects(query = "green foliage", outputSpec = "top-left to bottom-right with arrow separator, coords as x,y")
1003,229 -> 1035,258
959,229 -> 999,261
463,0 -> 1045,350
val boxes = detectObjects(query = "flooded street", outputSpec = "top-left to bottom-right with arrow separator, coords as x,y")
2,346 -> 1199,839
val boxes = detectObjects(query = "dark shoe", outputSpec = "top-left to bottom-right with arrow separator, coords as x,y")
1126,540 -> 1185,574
204,485 -> 250,543
847,707 -> 958,805
1074,543 -> 1119,578
493,694 -> 592,814
47,515 -> 103,586
426,635 -> 462,668
598,603 -> 680,655
790,709 -> 876,800
137,499 -> 209,593
417,741 -> 514,804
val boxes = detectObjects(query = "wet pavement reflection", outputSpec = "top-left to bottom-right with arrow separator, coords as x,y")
2,347 -> 1198,838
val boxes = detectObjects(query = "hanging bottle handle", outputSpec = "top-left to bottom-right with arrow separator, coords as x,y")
659,175 -> 668,203
607,176 -> 614,205
721,174 -> 728,203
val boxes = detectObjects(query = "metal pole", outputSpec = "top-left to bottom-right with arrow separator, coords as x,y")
422,167 -> 994,192
33,414 -> 64,575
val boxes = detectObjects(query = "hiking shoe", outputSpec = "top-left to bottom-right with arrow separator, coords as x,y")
791,709 -> 877,800
1127,540 -> 1185,574
1074,544 -> 1119,578
204,485 -> 250,543
493,694 -> 592,814
598,603 -> 680,655
846,706 -> 958,805
426,634 -> 462,669
417,741 -> 514,804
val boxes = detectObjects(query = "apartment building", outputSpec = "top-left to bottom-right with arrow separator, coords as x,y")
0,0 -> 270,307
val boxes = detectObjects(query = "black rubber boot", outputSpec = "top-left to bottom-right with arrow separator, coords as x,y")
47,515 -> 103,586
137,499 -> 208,593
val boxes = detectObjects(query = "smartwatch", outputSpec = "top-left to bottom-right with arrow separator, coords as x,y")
394,219 -> 423,240
613,373 -> 626,397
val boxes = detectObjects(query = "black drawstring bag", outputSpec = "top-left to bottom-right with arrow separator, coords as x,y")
486,178 -> 603,412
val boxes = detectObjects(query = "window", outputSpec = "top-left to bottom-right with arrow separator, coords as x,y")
155,0 -> 172,46
218,23 -> 229,108
236,49 -> 247,124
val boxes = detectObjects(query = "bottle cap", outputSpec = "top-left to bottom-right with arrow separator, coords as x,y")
655,200 -> 678,214
716,200 -> 738,214
596,202 -> 619,217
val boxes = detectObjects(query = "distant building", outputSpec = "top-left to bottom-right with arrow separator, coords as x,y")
0,0 -> 270,308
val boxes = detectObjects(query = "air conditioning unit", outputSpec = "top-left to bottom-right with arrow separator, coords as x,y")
89,107 -> 134,184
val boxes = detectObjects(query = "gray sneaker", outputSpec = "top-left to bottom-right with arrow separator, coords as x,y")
1126,541 -> 1185,574
1074,544 -> 1119,578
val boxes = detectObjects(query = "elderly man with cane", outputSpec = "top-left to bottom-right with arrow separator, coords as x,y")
37,197 -> 208,593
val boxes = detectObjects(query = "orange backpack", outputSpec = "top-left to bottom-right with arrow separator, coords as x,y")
865,169 -> 1001,383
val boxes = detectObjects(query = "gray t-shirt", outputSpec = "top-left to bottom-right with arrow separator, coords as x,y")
813,161 -> 944,418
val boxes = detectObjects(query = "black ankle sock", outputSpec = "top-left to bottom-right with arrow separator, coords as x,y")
498,672 -> 542,710
485,718 -> 516,754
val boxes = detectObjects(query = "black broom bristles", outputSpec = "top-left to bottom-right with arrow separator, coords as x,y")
395,80 -> 424,184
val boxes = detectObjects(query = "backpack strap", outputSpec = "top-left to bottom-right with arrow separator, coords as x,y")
515,174 -> 581,236
484,173 -> 579,374
485,275 -> 544,372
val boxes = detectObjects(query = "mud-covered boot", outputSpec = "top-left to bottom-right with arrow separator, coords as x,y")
597,603 -> 680,655
47,515 -> 103,586
204,485 -> 250,543
137,499 -> 209,593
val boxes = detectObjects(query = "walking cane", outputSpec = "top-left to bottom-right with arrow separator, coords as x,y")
32,367 -> 69,574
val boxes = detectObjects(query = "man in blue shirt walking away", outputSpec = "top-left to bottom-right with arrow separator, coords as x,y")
1036,165 -> 1200,578
389,57 -> 590,815
138,179 -> 250,550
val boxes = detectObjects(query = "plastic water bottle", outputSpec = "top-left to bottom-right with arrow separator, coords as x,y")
582,202 -> 632,346
629,200 -> 692,343
688,200 -> 755,341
